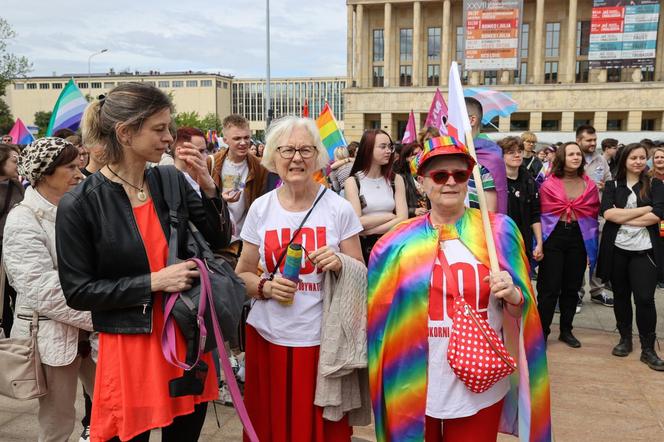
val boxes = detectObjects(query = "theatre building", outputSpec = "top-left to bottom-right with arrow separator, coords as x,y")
343,0 -> 664,142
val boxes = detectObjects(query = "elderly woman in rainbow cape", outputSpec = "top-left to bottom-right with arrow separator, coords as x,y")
367,136 -> 552,442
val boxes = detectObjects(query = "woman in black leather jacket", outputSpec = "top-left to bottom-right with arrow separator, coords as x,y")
55,83 -> 231,442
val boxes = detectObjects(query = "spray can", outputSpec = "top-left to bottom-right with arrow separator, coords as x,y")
280,243 -> 302,305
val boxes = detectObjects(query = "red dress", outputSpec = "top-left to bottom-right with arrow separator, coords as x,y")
91,200 -> 217,441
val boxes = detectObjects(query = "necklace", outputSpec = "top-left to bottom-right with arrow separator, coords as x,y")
107,166 -> 147,202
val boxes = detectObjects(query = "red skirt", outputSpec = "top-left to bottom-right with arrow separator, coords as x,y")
243,325 -> 353,442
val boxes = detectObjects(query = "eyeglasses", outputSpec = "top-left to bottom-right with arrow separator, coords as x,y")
276,145 -> 318,159
376,143 -> 395,152
426,168 -> 473,184
505,149 -> 524,156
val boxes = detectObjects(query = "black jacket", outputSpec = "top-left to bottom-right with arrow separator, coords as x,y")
524,155 -> 543,178
400,173 -> 428,218
506,166 -> 541,260
596,178 -> 664,282
55,167 -> 231,334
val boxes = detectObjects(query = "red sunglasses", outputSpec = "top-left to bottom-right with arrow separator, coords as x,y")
426,168 -> 473,184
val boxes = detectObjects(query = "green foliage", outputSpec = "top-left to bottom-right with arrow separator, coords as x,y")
0,18 -> 32,96
34,111 -> 52,138
173,111 -> 222,132
0,98 -> 12,134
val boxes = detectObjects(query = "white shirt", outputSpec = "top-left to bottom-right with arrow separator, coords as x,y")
615,190 -> 652,251
221,159 -> 249,241
241,186 -> 363,346
356,173 -> 395,215
426,239 -> 509,419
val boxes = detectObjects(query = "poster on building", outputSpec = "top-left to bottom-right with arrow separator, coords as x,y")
462,0 -> 524,71
589,0 -> 660,68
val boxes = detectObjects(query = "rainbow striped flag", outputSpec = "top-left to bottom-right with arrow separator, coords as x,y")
315,102 -> 346,159
8,118 -> 35,145
46,79 -> 89,136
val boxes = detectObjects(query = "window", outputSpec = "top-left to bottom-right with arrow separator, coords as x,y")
642,119 -> 656,131
373,66 -> 384,87
14,83 -> 24,90
576,21 -> 590,56
400,28 -> 413,62
144,81 -> 156,86
52,83 -> 62,89
172,80 -> 184,87
642,66 -> 655,82
515,62 -> 528,84
607,119 -> 623,131
544,61 -> 558,83
521,23 -> 529,58
607,67 -> 622,82
427,64 -> 440,86
39,83 -> 49,89
455,26 -> 464,62
186,80 -> 198,87
510,118 -> 530,131
103,82 -> 115,88
77,82 -> 88,89
576,61 -> 589,83
91,82 -> 102,89
545,22 -> 560,57
373,29 -> 384,62
158,80 -> 170,87
541,119 -> 560,131
201,79 -> 213,87
224,82 -> 228,89
27,83 -> 37,90
483,71 -> 497,85
428,27 -> 441,61
399,65 -> 412,86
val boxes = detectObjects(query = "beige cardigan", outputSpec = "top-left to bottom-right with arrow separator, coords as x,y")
314,253 -> 371,426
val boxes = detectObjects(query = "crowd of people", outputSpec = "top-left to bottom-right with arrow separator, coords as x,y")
0,82 -> 663,442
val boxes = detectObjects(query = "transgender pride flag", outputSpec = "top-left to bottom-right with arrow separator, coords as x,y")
46,79 -> 89,136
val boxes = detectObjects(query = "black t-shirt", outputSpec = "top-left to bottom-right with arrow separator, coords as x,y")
507,177 -> 522,228
81,168 -> 93,177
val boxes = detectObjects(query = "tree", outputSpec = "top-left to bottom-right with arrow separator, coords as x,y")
0,98 -> 12,134
34,111 -> 52,138
200,113 -> 222,132
0,18 -> 31,96
174,111 -> 222,132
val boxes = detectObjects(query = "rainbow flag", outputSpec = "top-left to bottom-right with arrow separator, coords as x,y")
46,79 -> 89,136
368,209 -> 552,442
316,102 -> 346,159
8,118 -> 35,145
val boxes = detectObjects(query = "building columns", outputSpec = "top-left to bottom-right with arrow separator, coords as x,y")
532,0 -> 545,84
381,112 -> 394,136
347,4 -> 354,83
355,4 -> 364,88
441,0 -> 452,86
561,111 -> 575,132
627,111 -> 642,131
384,3 -> 393,88
565,0 -> 578,84
413,2 -> 422,87
530,112 -> 543,131
594,111 -> 608,131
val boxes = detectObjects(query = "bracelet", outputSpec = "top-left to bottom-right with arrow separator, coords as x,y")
257,277 -> 269,300
505,287 -> 524,307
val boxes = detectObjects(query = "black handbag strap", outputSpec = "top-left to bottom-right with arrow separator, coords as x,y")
157,166 -> 185,266
269,187 -> 327,280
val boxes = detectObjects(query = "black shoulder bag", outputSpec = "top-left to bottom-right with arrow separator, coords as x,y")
237,187 -> 327,351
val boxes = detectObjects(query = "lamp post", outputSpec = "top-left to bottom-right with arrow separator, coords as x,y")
87,49 -> 109,97
265,0 -> 272,128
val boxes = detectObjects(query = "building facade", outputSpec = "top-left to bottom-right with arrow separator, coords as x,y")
344,0 -> 664,143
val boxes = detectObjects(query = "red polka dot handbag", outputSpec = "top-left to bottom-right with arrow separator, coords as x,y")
438,248 -> 516,394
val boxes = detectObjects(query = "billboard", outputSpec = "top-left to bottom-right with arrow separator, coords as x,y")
463,0 -> 524,71
589,0 -> 660,68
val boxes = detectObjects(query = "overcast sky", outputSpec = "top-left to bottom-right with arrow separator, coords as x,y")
3,0 -> 347,79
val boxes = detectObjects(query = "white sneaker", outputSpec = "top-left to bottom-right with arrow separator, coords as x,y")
79,426 -> 90,442
217,382 -> 233,406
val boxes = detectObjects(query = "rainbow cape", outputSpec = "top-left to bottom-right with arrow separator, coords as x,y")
367,209 -> 552,442
46,79 -> 88,136
539,175 -> 599,272
316,102 -> 346,160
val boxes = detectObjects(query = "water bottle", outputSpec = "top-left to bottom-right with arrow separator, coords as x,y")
280,243 -> 302,305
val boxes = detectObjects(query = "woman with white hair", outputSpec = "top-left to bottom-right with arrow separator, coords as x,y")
236,116 -> 364,441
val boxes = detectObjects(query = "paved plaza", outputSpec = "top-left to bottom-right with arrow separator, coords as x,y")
2,286 -> 664,441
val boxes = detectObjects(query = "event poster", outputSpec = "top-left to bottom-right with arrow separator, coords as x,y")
589,0 -> 660,68
462,0 -> 524,71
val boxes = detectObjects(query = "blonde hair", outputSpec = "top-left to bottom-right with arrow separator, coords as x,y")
82,82 -> 173,164
261,116 -> 330,173
334,146 -> 349,161
521,131 -> 537,143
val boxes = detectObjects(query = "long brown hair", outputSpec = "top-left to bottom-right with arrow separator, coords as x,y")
350,129 -> 394,180
616,143 -> 651,201
551,142 -> 586,178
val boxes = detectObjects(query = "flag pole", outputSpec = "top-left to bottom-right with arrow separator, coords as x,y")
464,130 -> 500,273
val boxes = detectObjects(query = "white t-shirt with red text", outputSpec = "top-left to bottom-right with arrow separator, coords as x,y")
241,186 -> 363,347
426,239 -> 509,419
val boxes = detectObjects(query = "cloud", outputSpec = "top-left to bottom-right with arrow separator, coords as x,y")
2,0 -> 347,78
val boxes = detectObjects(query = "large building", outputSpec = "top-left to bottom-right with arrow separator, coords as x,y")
343,0 -> 664,142
5,71 -> 346,137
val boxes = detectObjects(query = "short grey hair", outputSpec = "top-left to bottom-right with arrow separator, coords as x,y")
261,116 -> 330,173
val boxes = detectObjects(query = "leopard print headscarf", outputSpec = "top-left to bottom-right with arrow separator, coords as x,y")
19,137 -> 74,186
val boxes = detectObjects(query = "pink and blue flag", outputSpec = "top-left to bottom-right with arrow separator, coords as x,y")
464,87 -> 518,125
401,110 -> 417,144
8,118 -> 35,145
46,79 -> 89,136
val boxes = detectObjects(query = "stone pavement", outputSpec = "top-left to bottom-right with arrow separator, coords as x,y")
2,288 -> 664,441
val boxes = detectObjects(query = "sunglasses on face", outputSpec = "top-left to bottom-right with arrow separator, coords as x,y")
426,168 -> 473,184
